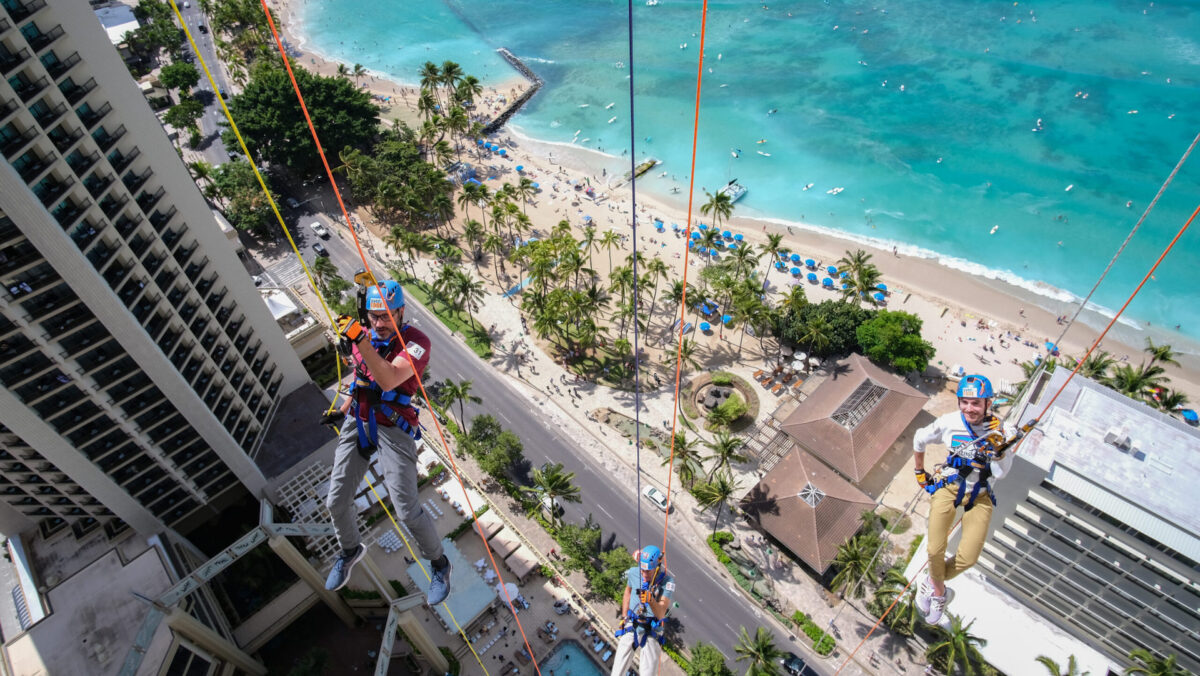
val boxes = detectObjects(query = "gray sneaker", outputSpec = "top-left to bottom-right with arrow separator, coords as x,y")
428,560 -> 452,605
325,544 -> 366,591
925,587 -> 955,625
915,574 -> 935,616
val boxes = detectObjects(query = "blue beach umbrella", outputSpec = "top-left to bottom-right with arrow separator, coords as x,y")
722,230 -> 732,239
805,258 -> 816,268
699,223 -> 708,230
729,243 -> 738,250
700,322 -> 711,332
516,165 -> 524,172
779,252 -> 789,260
711,250 -> 719,258
733,233 -> 743,241
876,283 -> 887,291
790,253 -> 801,262
842,282 -> 849,290
826,266 -> 838,276
476,139 -> 484,145
722,314 -> 733,324
699,247 -> 708,254
498,149 -> 507,156
776,261 -> 785,270
791,266 -> 801,276
691,232 -> 701,240
583,215 -> 592,222
874,292 -> 886,302
841,271 -> 849,279
532,182 -> 539,189
822,277 -> 834,287
807,272 -> 818,283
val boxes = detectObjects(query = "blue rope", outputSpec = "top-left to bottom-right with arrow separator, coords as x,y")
624,0 -> 643,559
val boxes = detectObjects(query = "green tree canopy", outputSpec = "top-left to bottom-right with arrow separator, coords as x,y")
127,0 -> 183,57
210,158 -> 278,236
163,96 -> 204,132
686,642 -> 735,676
555,516 -> 602,573
778,299 -> 875,358
587,545 -> 632,601
223,61 -> 379,176
339,127 -> 453,228
856,309 -> 936,373
159,62 -> 201,91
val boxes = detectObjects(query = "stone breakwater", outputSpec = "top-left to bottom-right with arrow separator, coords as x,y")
483,48 -> 543,135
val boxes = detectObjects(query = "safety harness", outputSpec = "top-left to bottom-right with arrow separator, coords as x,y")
349,329 -> 421,453
924,414 -> 1001,510
615,569 -> 668,647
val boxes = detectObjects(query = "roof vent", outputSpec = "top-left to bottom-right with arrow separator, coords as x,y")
1103,426 -> 1132,452
798,483 -> 825,508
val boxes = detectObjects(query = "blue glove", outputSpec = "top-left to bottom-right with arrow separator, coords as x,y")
639,580 -> 651,591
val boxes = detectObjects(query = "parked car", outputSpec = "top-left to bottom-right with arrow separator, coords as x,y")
309,221 -> 329,238
782,653 -> 813,676
312,242 -> 328,257
197,23 -> 207,33
642,485 -> 670,512
285,197 -> 300,210
540,496 -> 564,519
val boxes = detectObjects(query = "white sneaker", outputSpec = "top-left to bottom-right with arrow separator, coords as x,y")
925,587 -> 955,625
915,574 -> 935,616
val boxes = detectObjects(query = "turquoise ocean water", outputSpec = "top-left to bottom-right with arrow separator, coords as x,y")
295,0 -> 1200,345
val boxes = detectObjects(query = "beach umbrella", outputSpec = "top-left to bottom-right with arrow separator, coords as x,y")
734,233 -> 744,241
1181,409 -> 1198,423
476,139 -> 484,145
840,271 -> 849,279
699,247 -> 707,254
807,272 -> 818,283
498,149 -> 507,156
691,231 -> 701,240
775,261 -> 785,270
516,165 -> 524,172
722,314 -> 733,324
1045,341 -> 1057,351
876,283 -> 887,291
826,266 -> 838,276
790,253 -> 801,262
805,258 -> 816,267
791,266 -> 801,276
698,223 -> 708,230
841,283 -> 849,290
672,223 -> 680,230
496,582 -> 520,601
583,215 -> 592,223
532,182 -> 539,189
779,252 -> 789,260
710,250 -> 719,258
729,243 -> 738,250
723,230 -> 732,238
700,322 -> 711,332
873,292 -> 886,302
809,356 -> 821,367
791,357 -> 805,372
822,277 -> 834,287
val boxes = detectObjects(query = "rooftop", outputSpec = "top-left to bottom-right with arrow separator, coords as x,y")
93,5 -> 139,45
1015,369 -> 1200,561
740,448 -> 875,573
779,354 -> 927,483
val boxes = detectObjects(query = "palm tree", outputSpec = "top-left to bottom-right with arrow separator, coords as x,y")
1036,654 -> 1089,676
733,626 -> 781,676
694,471 -> 742,537
872,566 -> 919,636
1076,350 -> 1117,381
514,177 -> 537,214
779,285 -> 807,317
697,228 -> 722,266
1143,338 -> 1180,368
926,616 -> 987,676
335,63 -> 349,80
599,230 -> 621,274
453,272 -> 486,328
1152,388 -> 1189,414
643,257 -> 669,327
311,253 -> 338,289
798,316 -> 833,357
419,61 -> 441,99
455,75 -> 484,107
1106,362 -> 1166,402
522,462 -> 582,528
830,534 -> 878,599
700,190 -> 734,232
1124,649 -> 1187,676
440,60 -> 464,99
662,431 -> 703,489
462,219 -> 485,266
761,232 -> 784,289
351,63 -> 366,87
704,431 -> 747,480
440,379 -> 481,435
580,225 -> 598,270
482,233 -> 506,280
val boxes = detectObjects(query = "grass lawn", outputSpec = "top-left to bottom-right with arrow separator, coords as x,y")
397,275 -> 493,358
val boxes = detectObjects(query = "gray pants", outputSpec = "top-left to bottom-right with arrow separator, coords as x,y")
326,416 -> 443,562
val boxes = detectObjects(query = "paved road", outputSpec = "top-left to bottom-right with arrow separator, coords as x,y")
306,228 -> 828,673
176,1 -> 231,165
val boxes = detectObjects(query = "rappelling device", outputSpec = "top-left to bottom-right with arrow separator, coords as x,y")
923,417 -> 1038,508
615,546 -> 668,647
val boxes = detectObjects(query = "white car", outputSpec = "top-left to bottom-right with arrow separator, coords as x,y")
642,485 -> 670,512
309,221 -> 329,238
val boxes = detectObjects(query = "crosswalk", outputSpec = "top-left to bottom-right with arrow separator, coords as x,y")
268,258 -> 307,288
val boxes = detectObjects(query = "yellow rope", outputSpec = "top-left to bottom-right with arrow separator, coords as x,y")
169,1 -> 341,414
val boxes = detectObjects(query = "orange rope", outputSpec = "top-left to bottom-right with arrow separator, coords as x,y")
833,200 -> 1200,674
258,5 -> 544,673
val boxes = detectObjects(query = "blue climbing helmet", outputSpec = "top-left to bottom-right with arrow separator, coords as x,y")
365,280 -> 405,312
957,374 -> 994,399
639,545 -> 662,571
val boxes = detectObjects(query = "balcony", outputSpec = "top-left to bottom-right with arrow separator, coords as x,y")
101,260 -> 129,288
33,174 -> 72,205
161,226 -> 183,250
29,98 -> 63,127
148,205 -> 175,230
0,17 -> 9,34
65,148 -> 98,175
178,302 -> 197,322
113,212 -> 140,238
122,167 -> 150,193
126,233 -> 149,258
142,252 -> 163,276
50,195 -> 87,230
0,44 -> 30,75
98,192 -> 127,219
184,257 -> 207,280
1,124 -> 36,158
132,296 -> 156,322
0,97 -> 16,121
135,186 -> 164,212
91,124 -> 124,151
22,24 -> 60,55
3,0 -> 47,24
75,100 -> 110,129
66,220 -> 99,250
10,73 -> 46,101
204,288 -> 226,312
108,146 -> 138,173
40,50 -> 77,81
58,76 -> 95,105
194,275 -> 213,295
12,148 -> 50,182
82,239 -> 112,269
46,123 -> 81,152
153,267 -> 175,291
82,171 -> 113,199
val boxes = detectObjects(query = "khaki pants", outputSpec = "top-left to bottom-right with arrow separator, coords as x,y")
609,628 -> 661,676
926,485 -> 993,584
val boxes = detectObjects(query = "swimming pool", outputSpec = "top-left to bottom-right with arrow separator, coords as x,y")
539,639 -> 606,676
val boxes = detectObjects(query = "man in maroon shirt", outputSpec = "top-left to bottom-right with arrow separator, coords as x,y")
320,280 -> 451,603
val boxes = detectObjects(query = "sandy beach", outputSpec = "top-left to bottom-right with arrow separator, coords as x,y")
269,0 -> 1200,406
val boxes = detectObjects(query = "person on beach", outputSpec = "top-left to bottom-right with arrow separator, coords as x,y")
319,280 -> 452,604
912,374 -> 1013,627
610,546 -> 674,676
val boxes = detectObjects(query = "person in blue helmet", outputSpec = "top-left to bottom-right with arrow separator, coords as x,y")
320,280 -> 451,604
912,374 -> 1014,627
610,546 -> 675,676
